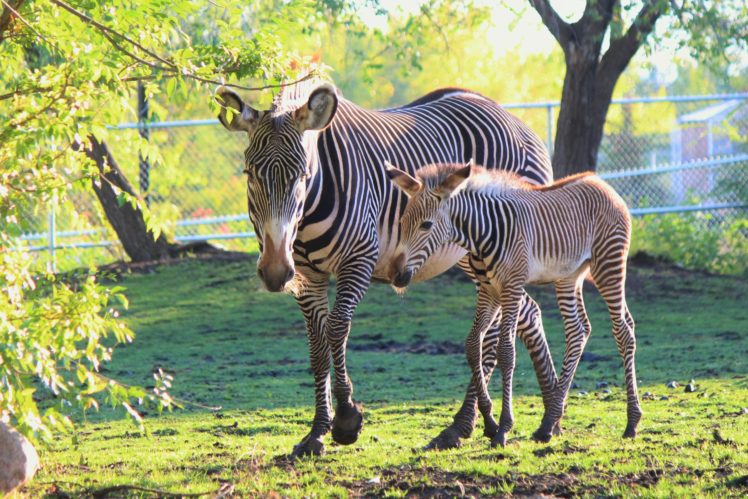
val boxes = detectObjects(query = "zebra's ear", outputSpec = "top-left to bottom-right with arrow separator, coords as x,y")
436,164 -> 472,199
294,83 -> 338,132
386,162 -> 423,197
216,86 -> 261,134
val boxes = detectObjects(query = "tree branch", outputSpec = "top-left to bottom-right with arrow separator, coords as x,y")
599,0 -> 667,80
0,0 -> 24,43
50,0 -> 177,70
48,0 -> 320,93
527,0 -> 572,48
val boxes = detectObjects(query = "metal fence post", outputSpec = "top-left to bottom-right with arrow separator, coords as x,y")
47,193 -> 56,273
138,83 -> 150,206
546,104 -> 554,156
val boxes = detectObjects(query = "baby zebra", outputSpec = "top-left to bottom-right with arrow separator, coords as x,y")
386,161 -> 642,447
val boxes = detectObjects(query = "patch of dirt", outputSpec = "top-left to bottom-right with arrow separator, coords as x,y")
350,334 -> 463,355
716,331 -> 743,341
347,464 -> 689,498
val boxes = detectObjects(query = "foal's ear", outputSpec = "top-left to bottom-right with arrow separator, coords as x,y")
385,161 -> 423,197
436,163 -> 472,199
215,86 -> 261,134
294,83 -> 338,132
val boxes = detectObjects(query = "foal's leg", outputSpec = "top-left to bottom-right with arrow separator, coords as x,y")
465,287 -> 502,442
533,270 -> 591,443
426,261 -> 558,450
491,285 -> 523,448
591,258 -> 642,438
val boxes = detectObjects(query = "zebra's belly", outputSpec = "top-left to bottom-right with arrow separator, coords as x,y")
525,253 -> 591,285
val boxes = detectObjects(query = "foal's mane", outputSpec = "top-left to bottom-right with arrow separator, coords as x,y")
415,163 -> 594,197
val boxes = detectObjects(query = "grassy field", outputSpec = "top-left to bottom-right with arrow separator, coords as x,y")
28,254 -> 748,497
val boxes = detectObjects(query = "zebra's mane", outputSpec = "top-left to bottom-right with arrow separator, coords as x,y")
270,74 -> 337,117
415,163 -> 531,196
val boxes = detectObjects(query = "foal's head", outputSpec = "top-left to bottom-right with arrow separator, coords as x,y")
386,161 -> 473,287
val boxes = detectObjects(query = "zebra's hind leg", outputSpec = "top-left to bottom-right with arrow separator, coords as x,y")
291,269 -> 333,458
534,272 -> 590,443
593,269 -> 642,438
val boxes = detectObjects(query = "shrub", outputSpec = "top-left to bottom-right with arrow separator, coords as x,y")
631,212 -> 748,275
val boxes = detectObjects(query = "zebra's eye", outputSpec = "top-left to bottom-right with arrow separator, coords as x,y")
419,221 -> 433,231
243,166 -> 255,181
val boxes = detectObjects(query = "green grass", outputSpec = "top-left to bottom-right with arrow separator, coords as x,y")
29,255 -> 748,497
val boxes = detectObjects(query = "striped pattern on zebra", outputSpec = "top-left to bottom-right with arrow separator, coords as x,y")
388,162 -> 641,447
215,78 -> 555,456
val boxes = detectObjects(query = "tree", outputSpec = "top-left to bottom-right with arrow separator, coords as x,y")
0,0 -> 459,440
526,0 -> 748,177
0,0 -> 298,440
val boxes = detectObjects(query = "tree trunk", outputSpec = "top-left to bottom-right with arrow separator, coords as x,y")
83,136 -> 177,262
528,1 -> 666,180
552,47 -> 616,178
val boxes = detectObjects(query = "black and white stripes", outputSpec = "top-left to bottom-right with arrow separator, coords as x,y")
389,163 -> 642,446
216,80 -> 554,456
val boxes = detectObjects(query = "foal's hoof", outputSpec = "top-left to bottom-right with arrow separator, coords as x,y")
291,435 -> 325,458
552,422 -> 564,436
424,426 -> 463,451
531,428 -> 553,443
331,401 -> 364,445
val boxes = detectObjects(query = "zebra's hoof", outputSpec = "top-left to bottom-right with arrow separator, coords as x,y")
531,428 -> 553,443
622,426 -> 637,439
552,422 -> 564,436
331,401 -> 364,445
424,427 -> 463,451
290,435 -> 325,458
490,431 -> 508,448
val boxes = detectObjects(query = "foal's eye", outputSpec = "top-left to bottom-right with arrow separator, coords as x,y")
419,221 -> 433,231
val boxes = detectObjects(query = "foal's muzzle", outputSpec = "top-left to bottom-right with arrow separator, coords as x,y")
392,268 -> 413,288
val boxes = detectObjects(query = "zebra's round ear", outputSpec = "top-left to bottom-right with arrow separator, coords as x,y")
294,83 -> 338,132
215,86 -> 261,134
386,162 -> 423,197
436,164 -> 472,199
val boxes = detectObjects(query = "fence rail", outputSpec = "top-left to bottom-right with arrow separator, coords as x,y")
17,93 -> 748,271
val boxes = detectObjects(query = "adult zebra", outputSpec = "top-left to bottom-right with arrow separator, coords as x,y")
216,79 -> 556,456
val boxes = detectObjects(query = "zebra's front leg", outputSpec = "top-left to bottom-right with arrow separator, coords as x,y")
291,270 -> 333,458
465,290 -> 502,443
491,286 -> 522,448
327,259 -> 375,446
425,309 -> 501,450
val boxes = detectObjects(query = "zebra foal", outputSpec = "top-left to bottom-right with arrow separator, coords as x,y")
387,162 -> 642,447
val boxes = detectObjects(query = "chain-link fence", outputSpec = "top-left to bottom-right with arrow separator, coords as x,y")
19,93 -> 748,272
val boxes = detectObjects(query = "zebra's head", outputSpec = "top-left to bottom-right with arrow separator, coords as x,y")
386,161 -> 473,288
216,83 -> 338,292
